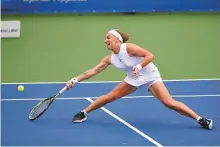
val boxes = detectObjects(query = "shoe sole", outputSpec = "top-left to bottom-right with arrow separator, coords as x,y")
72,117 -> 87,123
209,119 -> 213,129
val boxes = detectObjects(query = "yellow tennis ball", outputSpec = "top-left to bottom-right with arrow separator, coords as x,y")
18,85 -> 24,92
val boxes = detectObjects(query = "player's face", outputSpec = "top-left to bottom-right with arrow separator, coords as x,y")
104,33 -> 117,50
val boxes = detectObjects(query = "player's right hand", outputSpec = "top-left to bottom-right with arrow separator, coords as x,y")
132,66 -> 139,78
66,80 -> 74,90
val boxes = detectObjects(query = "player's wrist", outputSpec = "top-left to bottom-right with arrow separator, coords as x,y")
70,77 -> 78,84
135,64 -> 142,71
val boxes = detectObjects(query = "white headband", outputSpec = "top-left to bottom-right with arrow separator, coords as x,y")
108,29 -> 123,42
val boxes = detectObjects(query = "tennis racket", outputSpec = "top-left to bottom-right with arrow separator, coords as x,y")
29,86 -> 67,120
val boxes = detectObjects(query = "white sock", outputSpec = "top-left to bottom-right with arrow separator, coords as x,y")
197,116 -> 202,121
82,110 -> 87,115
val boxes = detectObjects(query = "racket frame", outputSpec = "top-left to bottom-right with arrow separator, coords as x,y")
28,87 -> 66,120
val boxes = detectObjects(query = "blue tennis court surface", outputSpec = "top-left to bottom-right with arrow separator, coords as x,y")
1,79 -> 220,146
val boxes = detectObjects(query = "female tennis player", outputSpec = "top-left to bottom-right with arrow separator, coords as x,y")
66,29 -> 212,129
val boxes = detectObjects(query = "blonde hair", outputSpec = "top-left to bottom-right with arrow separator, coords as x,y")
116,30 -> 130,43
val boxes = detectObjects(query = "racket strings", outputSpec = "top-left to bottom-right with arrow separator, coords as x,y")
29,93 -> 61,120
29,99 -> 51,119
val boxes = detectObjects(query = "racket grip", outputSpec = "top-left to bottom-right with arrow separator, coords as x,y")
59,87 -> 67,94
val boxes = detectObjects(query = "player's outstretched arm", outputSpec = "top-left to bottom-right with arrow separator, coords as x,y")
77,55 -> 111,82
66,55 -> 111,90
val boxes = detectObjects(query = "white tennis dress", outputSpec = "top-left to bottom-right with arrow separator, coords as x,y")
110,43 -> 162,88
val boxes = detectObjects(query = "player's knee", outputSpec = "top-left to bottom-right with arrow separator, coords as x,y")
162,99 -> 176,109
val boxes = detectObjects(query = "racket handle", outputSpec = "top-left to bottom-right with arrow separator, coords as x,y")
59,86 -> 67,94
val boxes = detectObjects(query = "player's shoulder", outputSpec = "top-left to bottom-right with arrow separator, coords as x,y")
124,42 -> 141,53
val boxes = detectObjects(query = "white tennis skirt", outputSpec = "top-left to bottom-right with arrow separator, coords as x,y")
124,69 -> 162,89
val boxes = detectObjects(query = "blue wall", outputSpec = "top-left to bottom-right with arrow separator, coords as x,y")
2,0 -> 220,14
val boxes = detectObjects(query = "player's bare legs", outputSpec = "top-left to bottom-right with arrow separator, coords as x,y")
72,81 -> 137,122
149,81 -> 213,129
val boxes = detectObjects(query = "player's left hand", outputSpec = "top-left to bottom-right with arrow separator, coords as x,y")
132,66 -> 139,78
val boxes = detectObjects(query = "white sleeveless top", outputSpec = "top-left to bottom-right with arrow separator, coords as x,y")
110,43 -> 161,87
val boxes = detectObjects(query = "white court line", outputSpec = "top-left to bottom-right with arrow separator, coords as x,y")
1,94 -> 220,101
86,97 -> 163,147
1,78 -> 220,84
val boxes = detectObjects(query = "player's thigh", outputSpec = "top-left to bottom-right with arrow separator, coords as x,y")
108,81 -> 137,98
148,81 -> 171,101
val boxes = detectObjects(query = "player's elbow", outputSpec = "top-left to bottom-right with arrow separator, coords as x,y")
147,53 -> 155,62
151,54 -> 155,61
